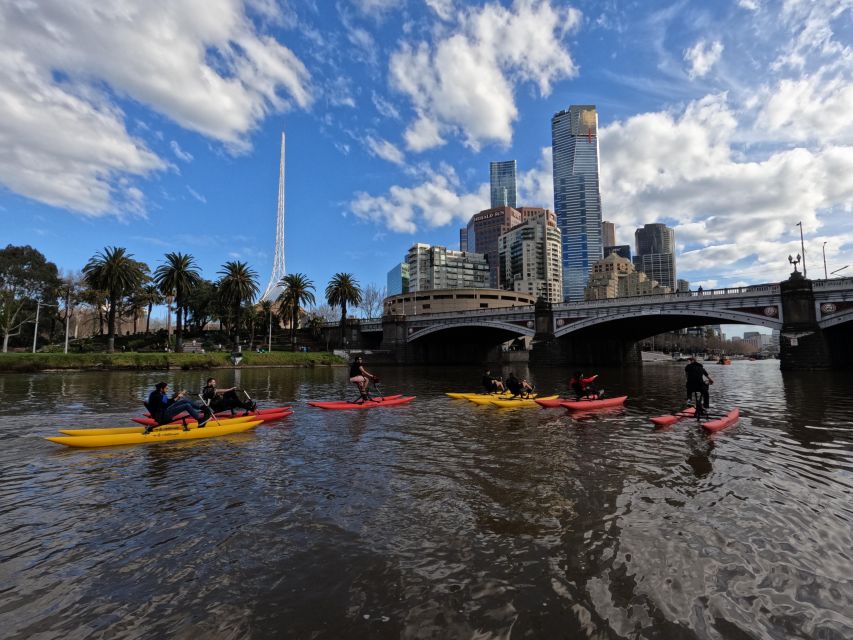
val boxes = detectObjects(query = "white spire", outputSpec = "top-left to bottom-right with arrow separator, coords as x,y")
261,132 -> 286,301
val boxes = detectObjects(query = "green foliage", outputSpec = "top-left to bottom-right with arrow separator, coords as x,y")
82,247 -> 147,353
0,245 -> 61,352
153,252 -> 202,352
217,261 -> 259,348
278,273 -> 316,350
0,350 -> 345,372
325,272 -> 361,346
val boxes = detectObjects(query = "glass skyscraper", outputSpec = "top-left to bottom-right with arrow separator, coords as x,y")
633,223 -> 676,291
551,105 -> 603,301
489,160 -> 517,209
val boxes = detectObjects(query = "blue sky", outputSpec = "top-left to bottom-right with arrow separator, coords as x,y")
1,0 -> 851,308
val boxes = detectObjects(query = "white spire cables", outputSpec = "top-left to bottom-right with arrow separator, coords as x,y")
261,132 -> 287,302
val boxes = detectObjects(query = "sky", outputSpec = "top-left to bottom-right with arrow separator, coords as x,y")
1,0 -> 852,309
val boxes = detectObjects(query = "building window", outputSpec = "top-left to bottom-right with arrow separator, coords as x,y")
480,303 -> 489,308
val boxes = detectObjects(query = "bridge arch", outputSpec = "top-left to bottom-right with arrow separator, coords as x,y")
819,308 -> 853,330
407,320 -> 534,343
554,308 -> 782,338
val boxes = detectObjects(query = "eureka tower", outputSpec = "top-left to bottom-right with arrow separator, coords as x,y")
551,105 -> 603,301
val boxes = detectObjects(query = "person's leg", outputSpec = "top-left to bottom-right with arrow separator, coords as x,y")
702,385 -> 710,409
164,399 -> 209,424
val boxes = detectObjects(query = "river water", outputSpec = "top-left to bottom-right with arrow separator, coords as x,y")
0,361 -> 851,639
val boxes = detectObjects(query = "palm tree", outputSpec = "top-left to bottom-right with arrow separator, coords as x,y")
325,272 -> 361,347
153,253 -> 201,352
140,284 -> 163,334
218,261 -> 259,348
277,273 -> 316,351
259,299 -> 274,351
82,247 -> 146,352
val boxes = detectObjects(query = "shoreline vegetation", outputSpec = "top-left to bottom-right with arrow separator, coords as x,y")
0,351 -> 346,373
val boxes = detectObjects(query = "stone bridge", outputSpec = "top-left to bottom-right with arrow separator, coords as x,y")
332,276 -> 853,369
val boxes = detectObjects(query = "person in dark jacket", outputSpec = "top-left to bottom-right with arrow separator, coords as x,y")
481,369 -> 505,393
145,382 -> 211,434
201,378 -> 256,415
685,357 -> 713,411
505,372 -> 534,398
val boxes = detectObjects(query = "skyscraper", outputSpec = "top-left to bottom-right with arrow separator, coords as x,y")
489,160 -> 518,209
602,221 -> 616,247
552,105 -> 603,301
466,206 -> 523,288
633,223 -> 676,291
498,210 -> 562,303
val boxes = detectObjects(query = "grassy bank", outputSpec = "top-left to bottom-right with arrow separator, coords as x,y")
0,351 -> 345,372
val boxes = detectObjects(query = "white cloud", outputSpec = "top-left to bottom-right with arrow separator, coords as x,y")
371,91 -> 401,119
738,0 -> 759,10
0,52 -> 163,217
186,186 -> 207,203
350,165 -> 489,232
0,0 -> 312,215
351,0 -> 400,15
756,71 -> 853,144
683,39 -> 724,79
366,137 -> 406,165
425,0 -> 454,21
517,147 -> 554,209
598,94 -> 853,282
390,0 -> 581,151
170,140 -> 194,162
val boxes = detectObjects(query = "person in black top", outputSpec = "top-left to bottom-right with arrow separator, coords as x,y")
481,369 -> 505,393
145,382 -> 211,434
685,357 -> 713,411
201,377 -> 257,415
349,355 -> 378,402
505,372 -> 534,398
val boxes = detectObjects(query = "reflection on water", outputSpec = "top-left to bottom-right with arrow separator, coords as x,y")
1,362 -> 852,639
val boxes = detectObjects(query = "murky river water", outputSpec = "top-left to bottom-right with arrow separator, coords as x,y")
0,361 -> 851,639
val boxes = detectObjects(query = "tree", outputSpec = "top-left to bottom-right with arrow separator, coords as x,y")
0,245 -> 61,352
217,261 -> 259,348
277,273 -> 316,351
185,280 -> 217,333
138,284 -> 163,334
153,252 -> 201,352
82,247 -> 146,352
259,299 -> 275,350
359,283 -> 385,318
325,272 -> 361,347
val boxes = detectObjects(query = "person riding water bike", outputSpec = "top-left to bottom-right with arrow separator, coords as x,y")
201,377 -> 257,416
145,382 -> 212,434
505,372 -> 534,398
349,355 -> 379,403
570,371 -> 603,400
482,369 -> 505,393
685,356 -> 713,414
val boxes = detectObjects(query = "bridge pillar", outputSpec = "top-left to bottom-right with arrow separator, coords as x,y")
780,273 -> 832,370
530,298 -> 561,366
380,315 -> 408,362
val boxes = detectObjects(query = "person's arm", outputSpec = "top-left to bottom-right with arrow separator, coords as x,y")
360,366 -> 376,380
702,367 -> 714,384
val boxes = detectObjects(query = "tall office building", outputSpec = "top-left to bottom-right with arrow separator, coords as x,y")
386,262 -> 409,296
406,244 -> 489,292
498,210 -> 562,303
552,105 -> 603,301
602,221 -> 616,247
633,223 -> 676,291
490,160 -> 518,208
466,206 -> 523,288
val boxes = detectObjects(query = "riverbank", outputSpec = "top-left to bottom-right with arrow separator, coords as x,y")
0,351 -> 345,372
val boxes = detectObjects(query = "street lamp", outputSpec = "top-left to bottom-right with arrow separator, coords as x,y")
795,222 -> 807,277
32,300 -> 58,353
822,241 -> 828,280
788,253 -> 802,274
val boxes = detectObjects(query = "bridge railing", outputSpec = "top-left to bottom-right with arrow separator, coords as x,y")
813,277 -> 853,289
553,283 -> 780,310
